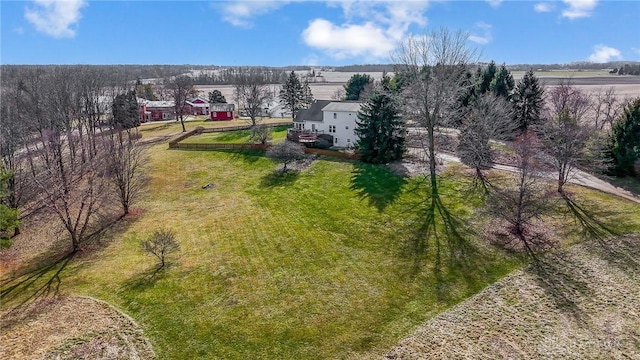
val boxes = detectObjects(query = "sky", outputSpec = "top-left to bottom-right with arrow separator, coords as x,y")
1,0 -> 639,66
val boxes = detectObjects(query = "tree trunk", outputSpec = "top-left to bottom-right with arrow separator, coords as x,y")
180,115 -> 186,132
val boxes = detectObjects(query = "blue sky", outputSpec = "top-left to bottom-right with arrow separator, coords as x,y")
2,0 -> 639,65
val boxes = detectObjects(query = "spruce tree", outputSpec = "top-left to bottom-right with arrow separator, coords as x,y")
344,73 -> 373,100
279,71 -> 305,119
608,98 -> 640,177
355,93 -> 405,164
208,90 -> 227,103
490,64 -> 515,99
512,69 -> 545,132
112,90 -> 140,129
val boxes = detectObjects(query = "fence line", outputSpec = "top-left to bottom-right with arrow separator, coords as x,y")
168,121 -> 292,145
169,141 -> 359,160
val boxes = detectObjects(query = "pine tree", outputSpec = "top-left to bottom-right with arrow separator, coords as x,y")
355,93 -> 405,164
608,98 -> 640,177
112,90 -> 140,129
208,90 -> 226,103
512,69 -> 545,132
279,71 -> 305,119
490,64 -> 515,99
478,61 -> 497,94
344,73 -> 373,100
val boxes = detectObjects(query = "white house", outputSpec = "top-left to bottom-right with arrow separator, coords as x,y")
293,100 -> 363,148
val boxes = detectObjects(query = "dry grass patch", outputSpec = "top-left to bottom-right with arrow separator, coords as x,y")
0,295 -> 154,359
386,234 -> 640,359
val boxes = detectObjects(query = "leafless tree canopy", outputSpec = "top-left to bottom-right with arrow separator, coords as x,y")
234,72 -> 274,126
456,93 -> 516,179
141,229 -> 179,268
165,75 -> 197,132
392,29 -> 479,192
539,79 -> 592,193
1,66 -> 146,251
485,130 -> 554,257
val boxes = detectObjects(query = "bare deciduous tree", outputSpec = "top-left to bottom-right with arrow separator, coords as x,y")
27,130 -> 110,251
539,79 -> 592,193
591,86 -> 620,131
485,130 -> 554,257
103,130 -> 147,216
393,29 -> 478,195
456,93 -> 515,182
166,75 -> 197,132
234,72 -> 273,126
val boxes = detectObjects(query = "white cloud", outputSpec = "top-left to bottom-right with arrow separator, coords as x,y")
588,44 -> 622,63
486,0 -> 502,8
218,1 -> 290,28
468,22 -> 492,45
562,0 -> 598,19
302,19 -> 396,59
24,0 -> 87,38
302,1 -> 430,60
534,2 -> 554,12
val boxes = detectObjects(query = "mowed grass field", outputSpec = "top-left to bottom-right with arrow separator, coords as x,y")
180,125 -> 290,144
3,135 -> 640,358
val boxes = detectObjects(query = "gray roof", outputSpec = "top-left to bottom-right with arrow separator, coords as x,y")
294,100 -> 332,122
321,101 -> 363,113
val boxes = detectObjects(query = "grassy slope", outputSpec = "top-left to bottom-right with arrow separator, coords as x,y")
5,147 -> 525,359
3,144 -> 640,359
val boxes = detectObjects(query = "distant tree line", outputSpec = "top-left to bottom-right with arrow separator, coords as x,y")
192,67 -> 288,85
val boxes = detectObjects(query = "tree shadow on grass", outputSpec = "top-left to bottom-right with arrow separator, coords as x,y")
1,251 -> 75,310
582,233 -> 640,280
528,253 -> 591,324
121,264 -> 172,292
350,162 -> 407,212
399,176 -> 482,302
0,212 -> 138,310
560,192 -> 618,242
259,169 -> 300,188
218,149 -> 265,164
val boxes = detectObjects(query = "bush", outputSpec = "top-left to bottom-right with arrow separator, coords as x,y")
313,138 -> 332,149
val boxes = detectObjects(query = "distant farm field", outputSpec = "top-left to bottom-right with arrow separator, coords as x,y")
197,74 -> 640,102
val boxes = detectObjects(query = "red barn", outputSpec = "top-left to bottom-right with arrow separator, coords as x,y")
139,99 -> 175,122
210,103 -> 235,121
186,97 -> 210,116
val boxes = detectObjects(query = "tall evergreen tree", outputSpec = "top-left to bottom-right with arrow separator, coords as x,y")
344,73 -> 373,100
512,69 -> 545,132
355,92 -> 405,164
279,71 -> 306,119
111,90 -> 140,129
208,90 -> 226,103
490,64 -> 515,99
478,61 -> 497,94
608,98 -> 640,177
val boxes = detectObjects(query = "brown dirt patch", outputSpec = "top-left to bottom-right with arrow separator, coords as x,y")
385,234 -> 640,359
0,296 -> 155,359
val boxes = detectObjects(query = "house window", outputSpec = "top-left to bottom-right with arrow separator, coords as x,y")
345,126 -> 349,130
329,125 -> 336,133
334,138 -> 338,144
333,113 -> 337,119
213,112 -> 217,117
347,139 -> 351,143
227,112 -> 231,117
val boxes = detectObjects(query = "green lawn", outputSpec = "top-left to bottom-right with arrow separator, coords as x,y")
180,125 -> 290,144
4,146 -> 640,359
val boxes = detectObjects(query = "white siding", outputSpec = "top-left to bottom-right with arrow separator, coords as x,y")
323,110 -> 359,148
